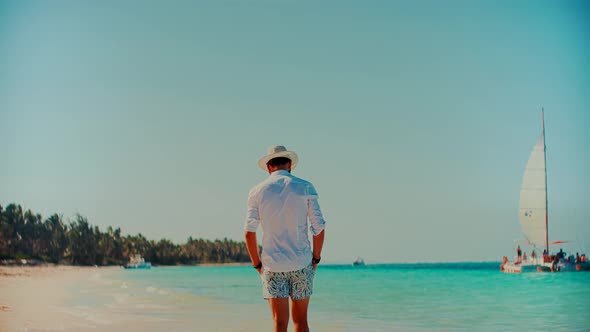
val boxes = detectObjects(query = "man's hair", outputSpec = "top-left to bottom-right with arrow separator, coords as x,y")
267,157 -> 291,167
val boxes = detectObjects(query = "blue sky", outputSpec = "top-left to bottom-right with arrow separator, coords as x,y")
1,0 -> 589,262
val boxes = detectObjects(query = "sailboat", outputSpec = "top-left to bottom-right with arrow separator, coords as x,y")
501,111 -> 580,273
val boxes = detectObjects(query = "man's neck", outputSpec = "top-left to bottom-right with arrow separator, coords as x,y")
270,169 -> 290,175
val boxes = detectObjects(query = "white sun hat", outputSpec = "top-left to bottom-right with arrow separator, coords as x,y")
258,145 -> 299,171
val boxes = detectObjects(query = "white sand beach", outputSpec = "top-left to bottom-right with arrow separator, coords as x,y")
0,265 -> 273,332
0,266 -> 124,332
0,266 -> 353,332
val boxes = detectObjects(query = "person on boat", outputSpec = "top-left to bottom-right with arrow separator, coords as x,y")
523,252 -> 527,261
531,250 -> 536,261
244,145 -> 326,332
500,256 -> 508,272
581,254 -> 587,262
517,245 -> 522,263
551,255 -> 560,272
575,253 -> 580,263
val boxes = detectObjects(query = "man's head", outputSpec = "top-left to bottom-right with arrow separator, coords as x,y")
257,145 -> 299,173
266,156 -> 292,173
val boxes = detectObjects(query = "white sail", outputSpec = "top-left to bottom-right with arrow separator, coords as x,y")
518,133 -> 547,248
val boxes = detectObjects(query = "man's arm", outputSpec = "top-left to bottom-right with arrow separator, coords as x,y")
312,229 -> 325,270
244,188 -> 261,272
307,183 -> 326,270
245,231 -> 262,273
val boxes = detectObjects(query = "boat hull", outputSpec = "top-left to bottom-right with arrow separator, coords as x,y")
501,262 -> 545,273
125,263 -> 152,269
536,260 -> 582,272
501,263 -> 522,273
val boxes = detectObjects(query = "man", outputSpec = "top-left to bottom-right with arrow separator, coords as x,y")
244,145 -> 326,332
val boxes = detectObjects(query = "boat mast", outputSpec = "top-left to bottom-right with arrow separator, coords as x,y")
542,108 -> 549,255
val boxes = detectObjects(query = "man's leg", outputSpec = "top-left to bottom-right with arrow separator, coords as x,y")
268,298 -> 289,332
290,297 -> 310,332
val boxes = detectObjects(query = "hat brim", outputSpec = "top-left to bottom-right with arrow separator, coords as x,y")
258,151 -> 299,171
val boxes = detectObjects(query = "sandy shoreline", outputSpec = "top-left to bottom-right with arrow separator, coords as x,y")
0,265 -> 271,332
0,265 -> 120,332
0,265 -> 346,332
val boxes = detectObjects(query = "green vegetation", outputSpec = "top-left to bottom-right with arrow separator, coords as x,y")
0,203 -> 252,266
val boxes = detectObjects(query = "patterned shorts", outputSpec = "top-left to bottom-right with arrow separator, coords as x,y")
261,264 -> 315,300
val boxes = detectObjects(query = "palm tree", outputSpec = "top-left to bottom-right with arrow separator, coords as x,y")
68,214 -> 98,265
45,214 -> 68,262
4,204 -> 24,258
0,204 -> 8,258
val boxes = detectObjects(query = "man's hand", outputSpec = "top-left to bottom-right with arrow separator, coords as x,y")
253,261 -> 263,274
312,230 -> 324,271
245,231 -> 263,275
312,256 -> 321,270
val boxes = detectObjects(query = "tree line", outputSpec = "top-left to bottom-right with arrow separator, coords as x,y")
0,203 -> 252,266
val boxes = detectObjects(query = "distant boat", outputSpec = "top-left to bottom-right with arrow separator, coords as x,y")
353,257 -> 365,266
501,111 -> 586,273
125,254 -> 151,269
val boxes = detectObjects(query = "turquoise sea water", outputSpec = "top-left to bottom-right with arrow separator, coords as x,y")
80,263 -> 589,331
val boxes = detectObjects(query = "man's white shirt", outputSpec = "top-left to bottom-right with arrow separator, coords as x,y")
245,170 -> 326,272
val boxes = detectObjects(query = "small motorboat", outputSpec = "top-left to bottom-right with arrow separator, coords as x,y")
353,257 -> 365,267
